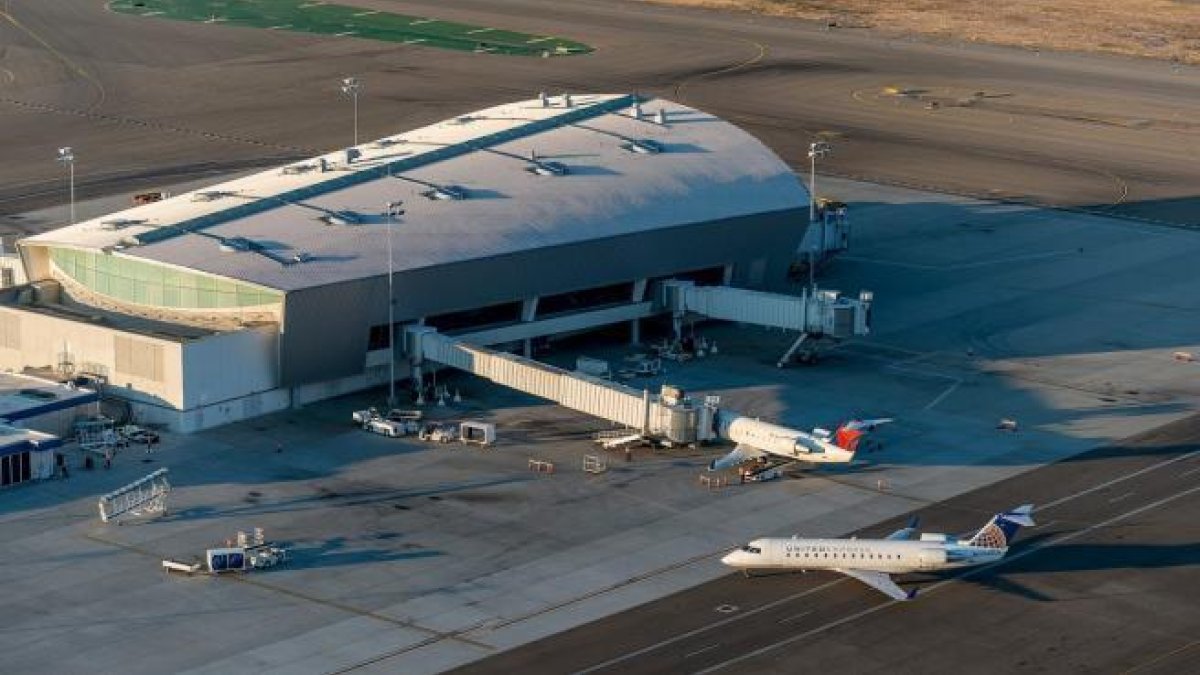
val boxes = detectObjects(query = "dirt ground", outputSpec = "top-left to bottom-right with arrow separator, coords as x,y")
634,0 -> 1200,64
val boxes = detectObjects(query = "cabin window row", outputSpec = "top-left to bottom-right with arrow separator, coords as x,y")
785,551 -> 899,560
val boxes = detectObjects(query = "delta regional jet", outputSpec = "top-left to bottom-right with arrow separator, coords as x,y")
708,416 -> 893,471
721,505 -> 1036,600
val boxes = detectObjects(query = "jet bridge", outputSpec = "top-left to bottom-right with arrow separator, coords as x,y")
661,280 -> 872,367
406,326 -> 862,464
406,326 -> 721,444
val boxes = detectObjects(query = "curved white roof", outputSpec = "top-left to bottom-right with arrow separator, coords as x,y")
25,94 -> 806,292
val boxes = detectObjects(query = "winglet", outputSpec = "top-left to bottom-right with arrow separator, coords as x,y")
907,514 -> 920,530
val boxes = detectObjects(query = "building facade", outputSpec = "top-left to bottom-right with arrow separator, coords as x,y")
8,94 -> 810,431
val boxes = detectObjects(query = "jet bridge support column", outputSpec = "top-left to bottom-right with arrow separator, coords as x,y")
407,331 -> 426,404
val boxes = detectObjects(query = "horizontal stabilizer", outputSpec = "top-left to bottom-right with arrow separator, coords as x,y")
1000,504 -> 1036,527
842,418 -> 894,432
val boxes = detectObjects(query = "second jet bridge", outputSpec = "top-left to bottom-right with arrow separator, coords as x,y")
660,280 -> 873,367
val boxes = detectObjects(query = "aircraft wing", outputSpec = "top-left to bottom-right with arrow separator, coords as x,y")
836,569 -> 916,601
708,444 -> 768,471
885,516 -> 920,541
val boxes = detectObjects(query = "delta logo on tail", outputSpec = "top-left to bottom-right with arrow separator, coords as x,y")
832,418 -> 893,452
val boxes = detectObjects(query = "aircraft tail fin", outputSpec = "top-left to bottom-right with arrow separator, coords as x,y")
965,504 -> 1035,549
834,425 -> 864,453
833,418 -> 893,452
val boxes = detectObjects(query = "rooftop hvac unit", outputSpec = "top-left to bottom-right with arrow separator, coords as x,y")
529,160 -> 569,176
623,139 -> 663,155
100,218 -> 144,230
422,185 -> 467,201
321,210 -> 362,226
218,237 -> 253,252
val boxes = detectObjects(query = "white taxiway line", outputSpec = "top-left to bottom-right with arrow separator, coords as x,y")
684,644 -> 720,659
923,380 -> 961,411
777,610 -> 813,625
1038,449 -> 1200,511
694,482 -> 1200,674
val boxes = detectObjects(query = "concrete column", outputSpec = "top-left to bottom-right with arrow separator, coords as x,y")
631,279 -> 648,302
521,297 -> 539,322
520,298 -> 539,357
631,279 -> 647,345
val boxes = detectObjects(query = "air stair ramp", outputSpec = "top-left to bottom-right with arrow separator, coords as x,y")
98,468 -> 171,523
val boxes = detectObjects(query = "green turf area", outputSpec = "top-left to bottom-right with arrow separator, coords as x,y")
108,0 -> 592,56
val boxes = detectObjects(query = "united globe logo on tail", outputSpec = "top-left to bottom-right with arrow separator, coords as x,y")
965,504 -> 1036,549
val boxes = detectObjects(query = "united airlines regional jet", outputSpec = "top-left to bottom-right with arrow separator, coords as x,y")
721,505 -> 1035,600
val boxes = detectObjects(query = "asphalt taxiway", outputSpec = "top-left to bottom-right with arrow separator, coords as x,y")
456,414 -> 1200,675
2,0 -> 1198,229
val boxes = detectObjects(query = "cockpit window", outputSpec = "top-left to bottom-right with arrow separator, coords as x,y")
740,545 -> 762,554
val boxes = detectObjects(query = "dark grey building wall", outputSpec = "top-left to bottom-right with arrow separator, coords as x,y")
281,208 -> 806,385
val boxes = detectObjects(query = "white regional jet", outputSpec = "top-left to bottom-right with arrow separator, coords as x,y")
721,505 -> 1036,600
708,416 -> 892,471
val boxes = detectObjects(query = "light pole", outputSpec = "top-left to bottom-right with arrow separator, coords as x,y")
57,146 -> 75,224
384,199 -> 404,407
806,141 -> 831,291
341,76 -> 361,146
807,140 -> 831,224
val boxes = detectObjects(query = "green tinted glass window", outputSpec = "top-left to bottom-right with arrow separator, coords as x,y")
46,247 -> 280,309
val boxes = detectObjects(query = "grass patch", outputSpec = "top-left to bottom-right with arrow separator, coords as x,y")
109,0 -> 592,56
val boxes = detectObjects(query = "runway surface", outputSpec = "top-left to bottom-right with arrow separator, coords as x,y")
455,414 -> 1200,674
1,0 -> 1198,229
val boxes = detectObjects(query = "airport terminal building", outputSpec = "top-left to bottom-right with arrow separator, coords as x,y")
5,94 -> 811,430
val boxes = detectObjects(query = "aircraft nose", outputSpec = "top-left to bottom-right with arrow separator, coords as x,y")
720,551 -> 738,566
